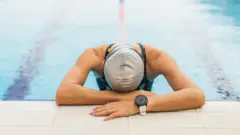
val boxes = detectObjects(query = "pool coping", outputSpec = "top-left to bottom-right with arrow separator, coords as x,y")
0,101 -> 239,135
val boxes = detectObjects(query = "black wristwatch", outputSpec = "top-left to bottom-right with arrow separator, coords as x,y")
135,95 -> 148,116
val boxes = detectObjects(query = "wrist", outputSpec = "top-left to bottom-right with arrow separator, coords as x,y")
146,96 -> 156,112
116,91 -> 140,101
133,100 -> 140,114
109,91 -> 123,101
109,90 -> 132,101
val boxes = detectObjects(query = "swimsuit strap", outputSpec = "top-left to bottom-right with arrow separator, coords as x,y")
137,43 -> 150,90
137,43 -> 147,77
102,43 -> 115,90
104,43 -> 115,60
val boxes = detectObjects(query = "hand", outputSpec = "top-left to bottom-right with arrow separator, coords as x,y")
90,100 -> 139,121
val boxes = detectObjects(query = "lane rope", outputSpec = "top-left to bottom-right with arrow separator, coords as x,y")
118,0 -> 126,45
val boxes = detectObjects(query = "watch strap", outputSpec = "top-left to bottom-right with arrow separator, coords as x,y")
139,105 -> 147,116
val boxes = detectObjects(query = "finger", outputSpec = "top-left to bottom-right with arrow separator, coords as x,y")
104,112 -> 120,121
94,108 -> 116,117
93,102 -> 116,112
93,104 -> 115,115
91,105 -> 107,115
93,105 -> 104,111
93,106 -> 107,114
93,102 -> 113,111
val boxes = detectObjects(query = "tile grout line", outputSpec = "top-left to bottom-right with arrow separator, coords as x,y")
51,105 -> 61,126
128,116 -> 131,135
196,108 -> 207,130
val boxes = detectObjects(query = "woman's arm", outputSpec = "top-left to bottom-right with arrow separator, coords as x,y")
147,88 -> 205,112
146,47 -> 205,112
55,47 -> 119,105
56,79 -> 122,105
55,47 -> 155,105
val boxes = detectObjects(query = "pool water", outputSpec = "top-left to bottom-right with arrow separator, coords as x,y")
0,0 -> 240,101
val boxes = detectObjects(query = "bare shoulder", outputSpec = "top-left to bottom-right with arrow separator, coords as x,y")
143,43 -> 178,75
92,44 -> 109,60
75,44 -> 108,69
143,44 -> 163,57
143,43 -> 174,62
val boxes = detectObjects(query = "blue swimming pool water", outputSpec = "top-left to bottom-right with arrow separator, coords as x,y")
0,0 -> 239,100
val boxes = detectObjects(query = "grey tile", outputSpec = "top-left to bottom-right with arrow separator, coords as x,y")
200,113 -> 232,128
206,129 -> 240,135
0,126 -> 50,135
0,101 -> 58,126
196,101 -> 232,113
198,102 -> 240,129
51,126 -> 83,135
0,101 -> 59,112
52,117 -> 129,135
130,127 -> 206,135
229,102 -> 240,113
57,106 -> 94,116
130,111 -> 202,128
232,114 -> 240,128
54,106 -> 97,126
52,124 -> 129,135
82,124 -> 129,135
54,106 -> 129,128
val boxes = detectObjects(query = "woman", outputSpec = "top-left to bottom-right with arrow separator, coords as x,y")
55,43 -> 205,121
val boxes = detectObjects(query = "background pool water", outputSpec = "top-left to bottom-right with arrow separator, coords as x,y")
0,0 -> 239,100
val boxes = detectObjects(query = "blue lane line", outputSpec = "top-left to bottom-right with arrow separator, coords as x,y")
197,48 -> 239,100
3,37 -> 55,100
179,13 -> 239,100
191,36 -> 239,100
3,4 -> 68,100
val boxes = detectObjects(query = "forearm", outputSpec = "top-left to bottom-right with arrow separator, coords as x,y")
147,88 -> 205,112
55,84 -> 144,105
55,84 -> 121,105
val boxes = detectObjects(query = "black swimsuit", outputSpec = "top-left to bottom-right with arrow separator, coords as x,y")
95,43 -> 154,91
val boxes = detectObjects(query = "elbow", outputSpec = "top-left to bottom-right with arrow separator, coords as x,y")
55,84 -> 70,105
55,87 -> 65,105
55,83 -> 86,105
55,95 -> 62,106
192,89 -> 206,108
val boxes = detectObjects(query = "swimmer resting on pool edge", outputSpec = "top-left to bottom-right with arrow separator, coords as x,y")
55,43 -> 205,121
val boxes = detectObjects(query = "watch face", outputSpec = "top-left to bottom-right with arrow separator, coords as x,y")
135,95 -> 148,106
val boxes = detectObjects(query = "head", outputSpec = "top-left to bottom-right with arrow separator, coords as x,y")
103,44 -> 144,92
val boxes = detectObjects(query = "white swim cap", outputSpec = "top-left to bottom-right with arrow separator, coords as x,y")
103,44 -> 144,92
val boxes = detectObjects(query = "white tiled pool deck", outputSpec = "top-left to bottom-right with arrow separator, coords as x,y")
0,101 -> 239,135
